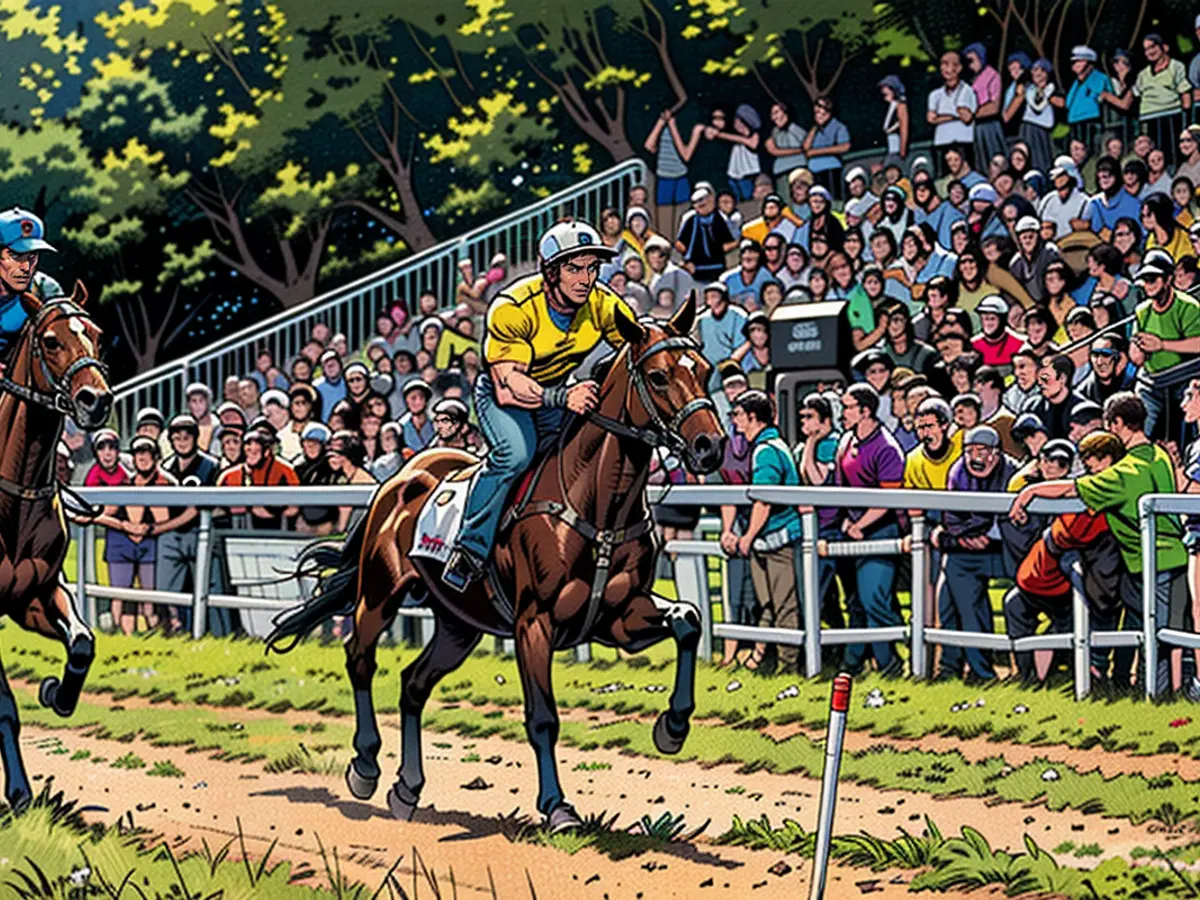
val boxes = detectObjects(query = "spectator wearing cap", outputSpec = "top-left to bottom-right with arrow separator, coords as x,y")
932,425 -> 1016,683
1130,249 -> 1200,436
1067,399 -> 1104,444
217,427 -> 300,531
0,207 -> 64,358
294,422 -> 339,535
1010,215 -> 1060,303
694,282 -> 749,392
134,407 -> 172,460
156,414 -> 228,636
1087,157 -> 1143,240
1007,436 -> 1119,686
1037,163 -> 1091,238
1011,393 -> 1186,695
342,362 -> 372,410
785,166 -> 815,224
740,194 -> 800,246
216,420 -> 245,471
1023,354 -> 1084,441
260,389 -> 297,462
214,401 -> 247,440
721,238 -> 774,308
645,234 -> 695,305
731,310 -> 771,390
430,398 -> 487,456
799,185 -> 845,254
835,383 -> 906,677
852,349 -> 898,430
802,96 -> 851,196
1078,334 -> 1137,407
675,182 -> 738,283
965,182 -> 1006,243
1050,46 -> 1110,147
903,397 -> 963,492
971,295 -> 1023,368
1104,34 -> 1192,165
843,168 -> 879,227
964,43 -> 1005,167
928,51 -> 977,163
314,349 -> 347,420
397,379 -> 434,456
184,383 -> 217,453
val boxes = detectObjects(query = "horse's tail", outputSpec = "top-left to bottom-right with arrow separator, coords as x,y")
264,515 -> 368,654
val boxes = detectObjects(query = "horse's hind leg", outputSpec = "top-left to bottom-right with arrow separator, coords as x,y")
21,583 -> 94,719
0,655 -> 31,813
387,612 -> 480,821
609,593 -> 701,755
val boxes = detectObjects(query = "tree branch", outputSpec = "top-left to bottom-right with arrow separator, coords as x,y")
405,22 -> 465,110
201,31 -> 254,100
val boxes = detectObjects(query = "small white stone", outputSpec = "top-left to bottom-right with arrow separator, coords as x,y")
726,680 -> 742,692
1014,704 -> 1029,715
975,699 -> 985,708
495,674 -> 506,685
1041,769 -> 1060,782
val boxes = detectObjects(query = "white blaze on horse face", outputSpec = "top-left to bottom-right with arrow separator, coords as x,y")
678,354 -> 696,372
66,317 -> 94,355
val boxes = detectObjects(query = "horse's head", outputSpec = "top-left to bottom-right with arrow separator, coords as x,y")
613,291 -> 726,475
23,281 -> 111,430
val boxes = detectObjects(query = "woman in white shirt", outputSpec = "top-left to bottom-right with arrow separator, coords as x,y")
1017,59 -> 1056,174
708,104 -> 762,202
878,75 -> 909,158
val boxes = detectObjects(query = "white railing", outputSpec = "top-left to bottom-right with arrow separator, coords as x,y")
110,160 -> 649,432
68,483 -> 1181,699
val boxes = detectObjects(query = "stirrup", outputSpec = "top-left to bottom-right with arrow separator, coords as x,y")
443,549 -> 484,592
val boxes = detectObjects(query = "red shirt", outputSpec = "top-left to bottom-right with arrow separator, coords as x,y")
1017,511 -> 1110,598
971,330 -> 1024,367
84,463 -> 130,487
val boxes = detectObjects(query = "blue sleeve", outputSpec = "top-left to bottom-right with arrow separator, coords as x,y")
1087,199 -> 1105,233
816,438 -> 837,465
751,446 -> 784,485
836,122 -> 850,144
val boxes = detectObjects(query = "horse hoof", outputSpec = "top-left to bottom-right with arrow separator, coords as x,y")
546,803 -> 583,835
38,678 -> 61,714
386,785 -> 418,822
6,789 -> 32,816
345,762 -> 378,801
653,710 -> 688,755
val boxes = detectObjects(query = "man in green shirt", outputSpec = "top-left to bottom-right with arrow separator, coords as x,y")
1130,250 -> 1200,438
1010,392 -> 1185,695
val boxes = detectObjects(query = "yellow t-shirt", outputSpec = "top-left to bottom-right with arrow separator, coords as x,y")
483,274 -> 634,384
1146,226 -> 1194,263
902,429 -> 964,491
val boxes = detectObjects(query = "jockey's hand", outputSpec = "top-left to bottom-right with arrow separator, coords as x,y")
566,380 -> 600,415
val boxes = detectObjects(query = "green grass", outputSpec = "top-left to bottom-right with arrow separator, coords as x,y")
147,759 -> 185,778
110,752 -> 145,770
501,808 -> 706,861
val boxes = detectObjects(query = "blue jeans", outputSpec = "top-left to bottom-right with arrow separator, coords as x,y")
455,373 -> 568,562
842,522 -> 902,673
727,176 -> 755,202
936,550 -> 1005,680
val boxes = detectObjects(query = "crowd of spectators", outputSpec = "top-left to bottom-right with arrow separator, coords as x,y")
59,27 -> 1200,694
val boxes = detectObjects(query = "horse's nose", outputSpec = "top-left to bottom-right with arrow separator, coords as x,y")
689,432 -> 725,473
74,388 -> 112,427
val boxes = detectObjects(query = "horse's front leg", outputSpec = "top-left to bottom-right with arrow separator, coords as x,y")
515,610 -> 579,832
22,582 -> 94,719
0,655 -> 31,813
609,592 -> 701,755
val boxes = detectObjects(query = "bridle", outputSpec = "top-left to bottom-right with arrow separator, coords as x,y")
586,334 -> 718,461
0,297 -> 108,418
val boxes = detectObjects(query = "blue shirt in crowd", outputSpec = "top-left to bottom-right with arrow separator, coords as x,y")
399,411 -> 434,453
315,375 -> 347,420
696,304 -> 749,391
750,425 -> 803,543
808,119 -> 851,174
915,203 -> 965,250
1065,69 -> 1111,124
1087,190 -> 1142,233
721,266 -> 777,307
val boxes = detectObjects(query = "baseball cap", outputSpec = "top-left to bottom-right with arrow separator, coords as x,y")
167,414 -> 199,436
301,422 -> 331,443
703,281 -> 730,298
738,237 -> 763,254
91,427 -> 119,447
968,183 -> 998,204
402,378 -> 433,397
1049,165 -> 1068,180
742,310 -> 769,338
787,168 -> 814,187
644,235 -> 671,253
1136,249 -> 1176,282
1011,413 -> 1047,440
243,428 -> 274,447
288,382 -> 317,403
136,407 -> 165,429
1040,438 -> 1076,465
185,382 -> 212,399
844,166 -> 868,185
1071,45 -> 1098,62
976,295 -> 1009,316
809,185 -> 832,202
1015,216 -> 1040,234
343,362 -> 369,380
689,183 -> 715,203
1069,400 -> 1104,425
538,219 -> 618,264
433,398 -> 469,421
129,435 -> 159,455
963,425 -> 1000,448
762,193 -> 784,207
0,208 -> 55,253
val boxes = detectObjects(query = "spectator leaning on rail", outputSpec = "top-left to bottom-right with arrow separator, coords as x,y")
932,425 -> 1017,684
730,390 -> 804,676
1010,392 -> 1186,694
155,414 -> 229,637
216,427 -> 300,531
835,383 -> 906,678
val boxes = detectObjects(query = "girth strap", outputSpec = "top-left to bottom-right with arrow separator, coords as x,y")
0,473 -> 56,501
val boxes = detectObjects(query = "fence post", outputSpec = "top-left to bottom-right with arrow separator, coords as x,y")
1140,498 -> 1158,701
697,555 -> 714,666
909,515 -> 928,680
192,510 -> 214,641
74,523 -> 90,627
801,510 -> 821,678
1067,555 -> 1091,701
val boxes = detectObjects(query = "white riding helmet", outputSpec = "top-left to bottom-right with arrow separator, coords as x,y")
538,219 -> 619,266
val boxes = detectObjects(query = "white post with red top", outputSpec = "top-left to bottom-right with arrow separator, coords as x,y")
809,672 -> 852,900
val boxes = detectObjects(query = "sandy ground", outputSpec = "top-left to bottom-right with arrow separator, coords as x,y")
11,681 -> 1188,899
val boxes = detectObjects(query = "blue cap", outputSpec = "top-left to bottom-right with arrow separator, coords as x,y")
301,422 -> 331,443
0,208 -> 55,253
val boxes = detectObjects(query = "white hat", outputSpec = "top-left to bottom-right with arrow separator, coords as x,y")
261,389 -> 288,409
689,182 -> 715,203
1015,215 -> 1040,233
844,166 -> 868,184
968,183 -> 998,204
1071,45 -> 1097,62
977,295 -> 1009,316
537,219 -> 618,265
644,234 -> 671,253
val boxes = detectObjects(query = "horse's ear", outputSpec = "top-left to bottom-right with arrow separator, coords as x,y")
667,290 -> 698,337
70,280 -> 88,307
613,304 -> 647,347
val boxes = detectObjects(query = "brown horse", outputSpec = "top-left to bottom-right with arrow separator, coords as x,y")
0,283 -> 111,813
269,294 -> 725,831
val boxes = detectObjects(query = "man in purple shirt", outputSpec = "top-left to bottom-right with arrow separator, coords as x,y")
931,425 -> 1017,683
835,384 -> 906,676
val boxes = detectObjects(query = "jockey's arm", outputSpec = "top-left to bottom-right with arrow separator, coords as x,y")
492,360 -> 598,415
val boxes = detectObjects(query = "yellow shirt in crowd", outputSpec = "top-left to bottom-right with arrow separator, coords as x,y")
902,429 -> 964,491
483,273 -> 634,384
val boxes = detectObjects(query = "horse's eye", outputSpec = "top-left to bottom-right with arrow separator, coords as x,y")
43,334 -> 61,351
647,369 -> 670,390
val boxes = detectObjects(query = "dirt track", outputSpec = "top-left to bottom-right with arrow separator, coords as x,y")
13,681 -> 1184,899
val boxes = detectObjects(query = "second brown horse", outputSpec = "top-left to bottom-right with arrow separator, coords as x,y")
269,294 -> 725,831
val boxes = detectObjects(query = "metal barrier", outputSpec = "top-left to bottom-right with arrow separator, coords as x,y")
1139,494 -> 1200,700
110,160 -> 649,432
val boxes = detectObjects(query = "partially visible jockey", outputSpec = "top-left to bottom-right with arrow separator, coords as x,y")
0,208 -> 63,359
443,219 -> 633,591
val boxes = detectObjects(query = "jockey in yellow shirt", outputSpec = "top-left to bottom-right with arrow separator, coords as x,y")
444,220 -> 634,591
